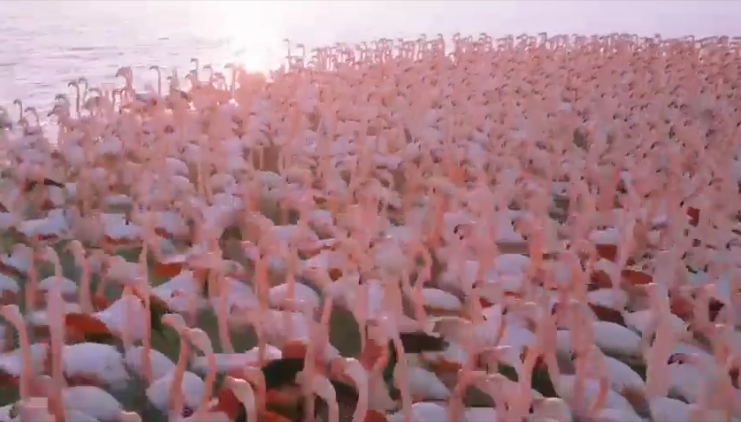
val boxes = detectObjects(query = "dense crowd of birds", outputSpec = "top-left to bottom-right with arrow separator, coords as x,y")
0,32 -> 740,421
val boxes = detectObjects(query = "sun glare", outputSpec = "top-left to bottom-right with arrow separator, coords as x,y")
200,1 -> 289,72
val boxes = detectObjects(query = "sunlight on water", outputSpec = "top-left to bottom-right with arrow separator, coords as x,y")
1,0 -> 740,115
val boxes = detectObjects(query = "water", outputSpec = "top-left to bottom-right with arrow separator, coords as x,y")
0,0 -> 737,414
2,0 -> 740,112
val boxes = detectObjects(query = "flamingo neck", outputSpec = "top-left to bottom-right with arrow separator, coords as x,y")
169,339 -> 190,415
199,353 -> 218,410
16,324 -> 32,400
78,261 -> 93,314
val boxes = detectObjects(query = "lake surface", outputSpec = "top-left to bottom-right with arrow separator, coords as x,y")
2,0 -> 740,113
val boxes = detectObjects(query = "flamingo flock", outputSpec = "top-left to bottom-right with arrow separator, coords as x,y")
0,32 -> 739,421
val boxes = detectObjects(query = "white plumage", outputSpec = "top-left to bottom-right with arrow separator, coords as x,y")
592,321 -> 642,357
103,214 -> 141,241
154,210 -> 189,238
17,210 -> 70,238
555,374 -> 637,416
105,256 -> 142,286
592,407 -> 644,422
667,361 -> 705,403
27,302 -> 82,328
257,310 -> 311,344
649,396 -> 695,422
38,276 -> 79,296
492,254 -> 531,276
123,346 -> 175,381
388,402 -> 448,422
624,309 -> 687,336
464,407 -> 499,422
475,325 -> 535,369
0,402 -> 15,422
1,245 -> 32,274
94,294 -> 148,340
0,274 -> 19,300
104,194 -> 133,208
587,288 -> 628,310
422,340 -> 470,367
602,355 -> 646,393
152,270 -> 209,313
207,276 -> 257,313
61,385 -> 123,421
0,343 -> 48,377
146,369 -> 204,413
400,366 -> 451,400
268,282 -> 320,311
62,343 -> 130,387
420,288 -> 462,312
190,344 -> 283,375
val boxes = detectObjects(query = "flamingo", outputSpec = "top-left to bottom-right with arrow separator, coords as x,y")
1,31 -> 741,422
146,314 -> 203,417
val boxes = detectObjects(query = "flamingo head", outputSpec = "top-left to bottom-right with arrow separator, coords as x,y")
54,94 -> 71,105
187,327 -> 213,354
161,312 -> 187,333
47,104 -> 69,119
224,376 -> 253,401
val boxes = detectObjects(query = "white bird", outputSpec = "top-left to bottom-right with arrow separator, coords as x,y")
35,375 -> 124,422
573,350 -> 646,405
591,321 -> 642,358
152,270 -> 209,313
649,396 -> 697,422
38,275 -> 78,298
61,343 -> 130,388
146,369 -> 204,413
208,276 -> 258,314
123,346 -> 175,381
0,274 -> 20,306
420,288 -> 463,314
190,344 -> 283,375
0,402 -> 15,422
624,309 -> 688,337
388,401 -> 449,422
268,282 -> 320,311
591,407 -> 644,422
587,288 -> 629,311
531,397 -> 573,422
463,407 -> 499,422
16,210 -> 70,239
27,301 -> 82,329
0,244 -> 33,276
0,342 -> 48,379
105,256 -> 142,286
83,294 -> 148,341
555,374 -> 638,417
399,365 -> 451,401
